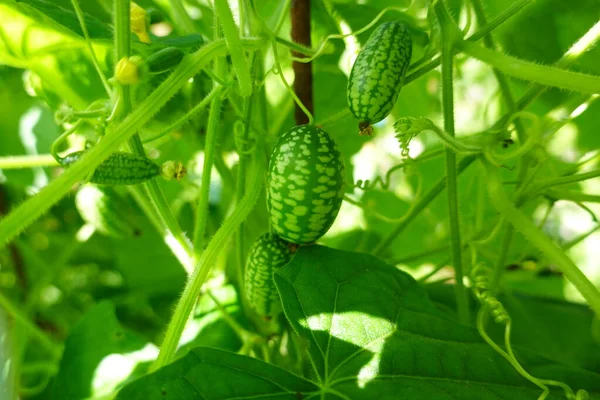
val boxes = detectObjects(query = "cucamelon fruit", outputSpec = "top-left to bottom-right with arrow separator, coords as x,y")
267,125 -> 345,244
245,233 -> 294,318
75,184 -> 140,238
61,151 -> 161,185
347,22 -> 412,135
145,47 -> 185,74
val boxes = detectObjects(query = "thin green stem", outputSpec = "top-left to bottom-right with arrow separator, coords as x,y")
373,155 -> 477,256
192,84 -> 224,255
70,0 -> 111,95
151,153 -> 264,370
510,20 -> 600,117
483,158 -> 600,317
192,13 -> 227,257
214,0 -> 253,97
386,244 -> 450,265
460,40 -> 600,94
142,85 -> 224,144
545,189 -> 600,204
168,0 -> 197,34
0,292 -> 60,357
403,0 -> 534,85
50,120 -> 83,162
426,123 -> 483,154
274,36 -> 318,56
205,290 -> 249,341
115,0 -> 194,273
536,169 -> 600,191
490,223 -> 514,292
271,41 -> 314,124
128,186 -> 194,272
470,0 -> 529,196
114,0 -> 131,65
0,155 -> 58,169
0,38 -> 266,246
234,54 -> 259,295
435,0 -> 469,324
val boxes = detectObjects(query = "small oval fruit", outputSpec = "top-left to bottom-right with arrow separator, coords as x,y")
75,184 -> 141,238
267,125 -> 345,244
245,233 -> 294,318
61,151 -> 161,185
347,22 -> 412,135
146,47 -> 185,74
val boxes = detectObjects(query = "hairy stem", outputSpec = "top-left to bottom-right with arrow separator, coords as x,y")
403,0 -> 534,85
70,0 -> 111,94
0,292 -> 60,357
192,13 -> 227,257
0,155 -> 58,169
234,54 -> 259,295
483,159 -> 600,317
168,0 -> 197,34
460,40 -> 600,94
143,85 -> 224,144
435,1 -> 470,324
0,38 -> 265,247
151,153 -> 264,370
373,155 -> 477,256
214,0 -> 253,96
115,0 -> 194,272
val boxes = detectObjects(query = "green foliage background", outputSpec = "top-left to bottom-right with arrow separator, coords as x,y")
0,0 -> 599,399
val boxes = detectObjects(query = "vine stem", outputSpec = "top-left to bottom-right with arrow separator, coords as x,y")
0,292 -> 60,357
373,10 -> 600,260
151,153 -> 264,371
168,0 -> 197,34
234,54 -> 259,297
0,155 -> 58,169
70,0 -> 111,95
115,0 -> 195,273
483,159 -> 600,317
192,11 -> 227,257
372,155 -> 477,256
0,38 -> 265,247
401,0 -> 534,90
142,86 -> 224,144
214,0 -> 253,97
434,0 -> 470,324
529,169 -> 600,193
459,40 -> 600,94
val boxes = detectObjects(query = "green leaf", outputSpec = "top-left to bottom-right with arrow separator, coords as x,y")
274,245 -> 600,399
114,218 -> 186,295
115,347 -> 319,400
0,0 -> 110,107
18,0 -> 113,40
176,285 -> 244,355
43,301 -> 153,400
427,282 -> 600,371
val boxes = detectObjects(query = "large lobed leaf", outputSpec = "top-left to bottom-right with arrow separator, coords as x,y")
115,246 -> 600,399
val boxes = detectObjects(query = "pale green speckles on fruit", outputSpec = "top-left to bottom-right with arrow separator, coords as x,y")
245,233 -> 294,318
267,125 -> 345,244
75,184 -> 140,238
347,22 -> 412,135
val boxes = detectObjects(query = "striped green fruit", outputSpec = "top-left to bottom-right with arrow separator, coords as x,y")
267,125 -> 345,244
61,151 -> 161,185
75,184 -> 140,238
145,47 -> 185,74
347,22 -> 412,135
245,233 -> 294,318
